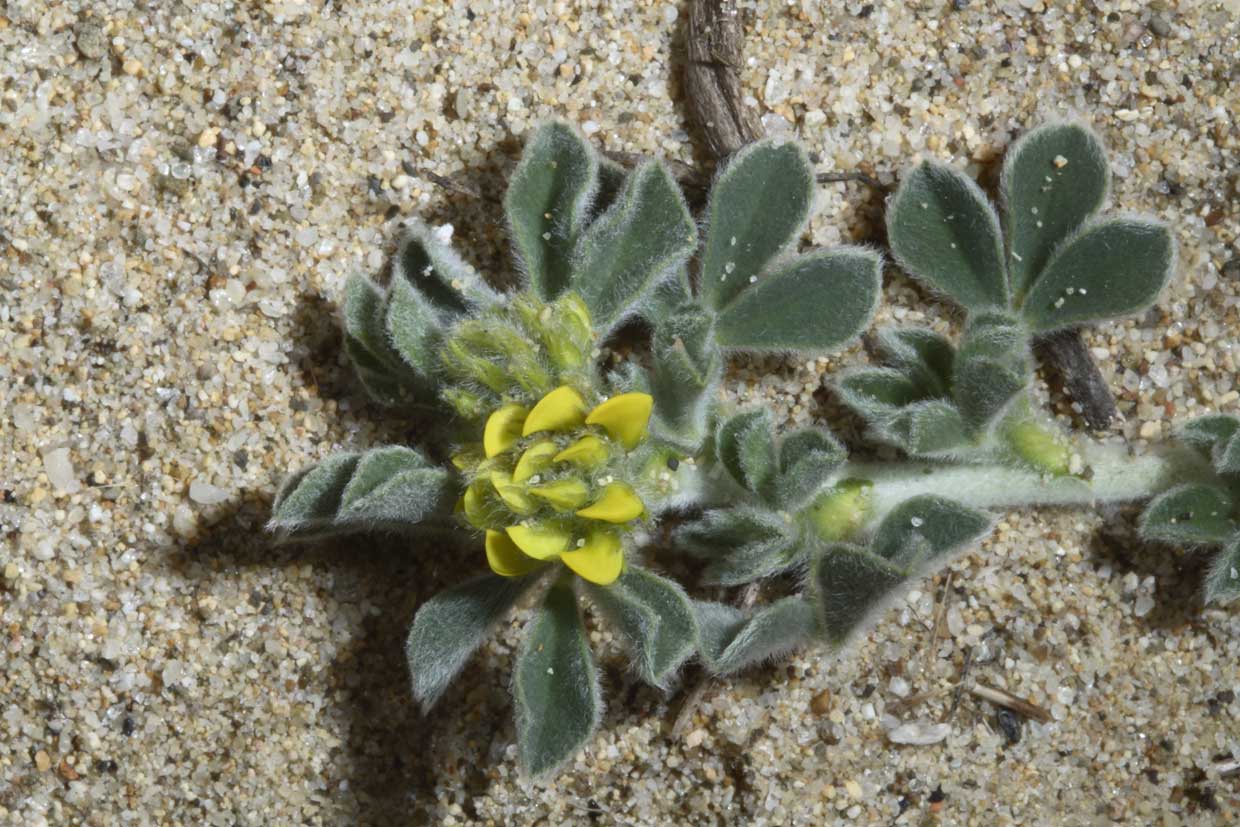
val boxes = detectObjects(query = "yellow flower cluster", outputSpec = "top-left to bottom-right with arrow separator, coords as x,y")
459,385 -> 653,585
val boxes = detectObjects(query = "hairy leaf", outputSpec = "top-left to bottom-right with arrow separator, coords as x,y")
1020,217 -> 1174,332
952,313 -> 1030,435
393,221 -> 500,314
515,583 -> 600,778
888,161 -> 1008,310
872,495 -> 993,569
585,566 -> 696,688
649,304 -> 723,450
694,597 -> 817,675
342,275 -> 424,404
1001,122 -> 1110,298
715,248 -> 882,354
505,122 -> 598,300
1140,484 -> 1236,545
1213,433 -> 1240,476
700,139 -> 814,310
385,276 -> 447,380
717,409 -> 778,501
776,427 -> 847,509
883,400 -> 970,457
1177,414 -> 1240,456
572,161 -> 697,330
813,543 -> 909,645
269,448 -> 457,539
836,368 -> 925,422
407,572 -> 540,709
874,326 -> 955,396
1204,536 -> 1240,604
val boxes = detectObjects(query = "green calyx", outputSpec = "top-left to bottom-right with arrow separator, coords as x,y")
438,292 -> 596,418
1004,417 -> 1072,476
807,479 -> 873,542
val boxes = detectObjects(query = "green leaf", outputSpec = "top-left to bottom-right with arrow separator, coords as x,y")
394,221 -> 500,314
1020,217 -> 1175,332
836,368 -> 925,421
1204,536 -> 1240,604
407,572 -> 541,708
515,583 -> 601,778
504,121 -> 599,300
700,139 -> 814,310
1001,122 -> 1110,299
872,495 -> 992,569
674,505 -> 793,553
584,566 -> 696,688
714,248 -> 882,354
385,277 -> 446,380
649,304 -> 723,450
951,313 -> 1030,435
717,409 -> 778,502
882,400 -> 970,457
1178,414 -> 1240,456
887,160 -> 1008,311
874,326 -> 955,397
571,161 -> 697,330
269,448 -> 457,540
813,543 -> 909,645
776,428 -> 847,509
1213,433 -> 1240,476
694,597 -> 817,675
1139,483 -> 1236,545
342,275 -> 425,404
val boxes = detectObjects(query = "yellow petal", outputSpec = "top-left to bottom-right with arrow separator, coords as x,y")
486,530 -> 545,577
462,480 -> 491,528
505,522 -> 572,560
512,440 -> 559,483
490,470 -> 537,515
553,435 -> 610,469
522,385 -> 588,436
528,479 -> 591,510
576,482 -> 645,523
585,392 -> 653,449
560,530 -> 623,585
484,404 -> 528,458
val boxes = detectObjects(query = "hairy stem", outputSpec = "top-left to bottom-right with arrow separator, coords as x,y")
846,440 -> 1214,532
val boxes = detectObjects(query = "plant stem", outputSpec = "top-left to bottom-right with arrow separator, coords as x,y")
845,440 -> 1214,532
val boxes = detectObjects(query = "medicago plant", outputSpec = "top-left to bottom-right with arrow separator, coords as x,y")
270,120 -> 1238,778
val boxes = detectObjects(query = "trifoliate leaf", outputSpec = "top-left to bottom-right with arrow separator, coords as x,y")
887,160 -> 1008,311
585,566 -> 696,688
714,248 -> 882,354
1001,122 -> 1110,298
1139,483 -> 1236,545
1204,536 -> 1240,604
1020,217 -> 1174,332
407,572 -> 541,709
571,161 -> 697,330
775,427 -> 847,510
871,495 -> 993,569
700,139 -> 814,310
505,121 -> 599,300
813,543 -> 909,645
514,583 -> 600,778
694,597 -> 817,675
717,409 -> 778,502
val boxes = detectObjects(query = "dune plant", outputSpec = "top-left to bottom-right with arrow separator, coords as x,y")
271,120 -> 1234,779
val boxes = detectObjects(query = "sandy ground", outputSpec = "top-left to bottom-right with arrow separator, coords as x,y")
2,1 -> 1238,824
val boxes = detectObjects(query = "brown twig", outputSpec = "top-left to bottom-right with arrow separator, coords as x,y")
969,682 -> 1053,724
400,159 -> 485,200
684,0 -> 762,160
1033,329 -> 1120,430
